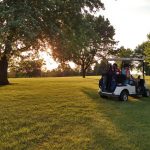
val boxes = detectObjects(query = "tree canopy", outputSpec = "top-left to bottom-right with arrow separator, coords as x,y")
0,0 -> 105,84
134,34 -> 150,75
144,34 -> 150,65
52,14 -> 115,78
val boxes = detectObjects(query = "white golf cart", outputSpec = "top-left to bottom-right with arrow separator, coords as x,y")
99,57 -> 150,101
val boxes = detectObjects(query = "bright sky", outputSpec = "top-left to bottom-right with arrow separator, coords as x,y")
40,52 -> 59,70
41,52 -> 76,70
100,0 -> 150,49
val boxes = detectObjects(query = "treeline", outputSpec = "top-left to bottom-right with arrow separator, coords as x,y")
8,53 -> 150,78
8,62 -> 107,78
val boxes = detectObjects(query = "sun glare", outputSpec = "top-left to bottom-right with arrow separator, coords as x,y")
40,51 -> 77,71
40,52 -> 59,71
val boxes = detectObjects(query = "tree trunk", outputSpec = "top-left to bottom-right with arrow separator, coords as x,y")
82,69 -> 86,78
0,36 -> 13,85
81,64 -> 86,78
0,55 -> 9,85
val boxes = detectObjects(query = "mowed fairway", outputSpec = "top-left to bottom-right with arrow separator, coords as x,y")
0,77 -> 150,150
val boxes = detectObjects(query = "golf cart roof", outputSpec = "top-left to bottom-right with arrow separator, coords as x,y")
108,57 -> 144,61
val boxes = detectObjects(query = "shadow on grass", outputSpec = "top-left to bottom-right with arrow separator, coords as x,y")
82,87 -> 150,103
82,87 -> 122,102
0,84 -> 9,87
0,82 -> 19,87
82,87 -> 100,100
82,87 -> 150,149
81,87 -> 138,149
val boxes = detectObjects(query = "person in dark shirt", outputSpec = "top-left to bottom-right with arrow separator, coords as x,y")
106,64 -> 113,91
113,63 -> 121,75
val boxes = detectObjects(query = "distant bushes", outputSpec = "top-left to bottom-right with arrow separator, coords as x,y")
8,63 -> 103,78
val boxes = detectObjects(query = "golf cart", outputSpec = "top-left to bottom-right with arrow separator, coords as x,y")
98,57 -> 150,101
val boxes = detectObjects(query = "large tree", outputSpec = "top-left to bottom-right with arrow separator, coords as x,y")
93,60 -> 108,75
134,34 -> 150,59
112,46 -> 134,68
144,34 -> 150,65
114,46 -> 133,57
0,0 -> 104,85
134,34 -> 150,75
52,14 -> 115,78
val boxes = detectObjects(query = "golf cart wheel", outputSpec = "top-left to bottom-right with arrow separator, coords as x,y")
119,90 -> 128,101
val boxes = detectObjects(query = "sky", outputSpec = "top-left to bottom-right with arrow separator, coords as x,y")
100,0 -> 150,49
40,52 -> 58,70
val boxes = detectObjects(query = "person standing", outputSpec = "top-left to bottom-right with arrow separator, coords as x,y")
106,64 -> 113,91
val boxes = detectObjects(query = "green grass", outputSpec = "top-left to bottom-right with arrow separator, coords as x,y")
0,76 -> 150,150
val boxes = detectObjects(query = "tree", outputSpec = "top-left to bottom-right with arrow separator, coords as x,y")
52,14 -> 115,78
134,33 -> 150,60
0,0 -> 104,85
55,63 -> 79,77
9,52 -> 44,77
110,46 -> 135,69
16,59 -> 43,77
115,46 -> 133,57
134,34 -> 150,75
93,60 -> 108,75
144,34 -> 150,64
